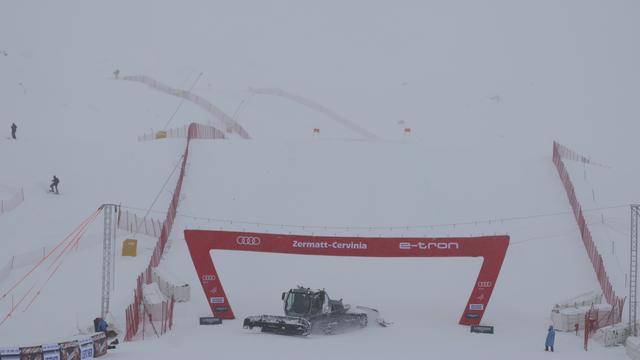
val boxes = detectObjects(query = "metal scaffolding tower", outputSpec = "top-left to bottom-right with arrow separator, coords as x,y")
101,204 -> 117,319
630,205 -> 640,336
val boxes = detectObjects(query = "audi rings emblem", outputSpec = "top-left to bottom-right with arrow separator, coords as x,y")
202,275 -> 216,281
236,236 -> 261,246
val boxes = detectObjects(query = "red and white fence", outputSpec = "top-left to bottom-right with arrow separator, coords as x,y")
0,188 -> 24,216
141,296 -> 175,339
552,141 -> 624,317
124,274 -> 144,341
123,75 -> 251,139
124,274 -> 175,341
138,124 -> 226,142
124,123 -> 225,342
117,210 -> 163,238
584,301 -> 625,350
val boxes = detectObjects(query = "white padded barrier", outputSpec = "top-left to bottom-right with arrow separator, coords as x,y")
627,336 -> 640,359
551,304 -> 612,331
152,268 -> 191,302
142,282 -> 167,321
593,323 -> 629,347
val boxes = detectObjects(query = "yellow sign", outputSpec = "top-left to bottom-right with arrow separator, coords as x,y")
122,239 -> 138,257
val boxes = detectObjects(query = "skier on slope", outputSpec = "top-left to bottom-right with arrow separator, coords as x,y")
50,175 -> 60,194
11,122 -> 17,139
545,325 -> 556,352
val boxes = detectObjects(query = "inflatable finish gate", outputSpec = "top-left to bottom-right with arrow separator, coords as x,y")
184,230 -> 509,325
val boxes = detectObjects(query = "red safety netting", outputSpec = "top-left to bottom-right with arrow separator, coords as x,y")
124,123 -> 225,341
0,209 -> 101,326
583,300 -> 625,350
552,141 -> 624,315
122,75 -> 251,139
117,210 -> 163,238
138,124 -> 226,142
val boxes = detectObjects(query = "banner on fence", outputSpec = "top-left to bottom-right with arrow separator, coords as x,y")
42,343 -> 61,360
0,346 -> 20,359
19,345 -> 43,360
77,337 -> 94,359
58,341 -> 79,360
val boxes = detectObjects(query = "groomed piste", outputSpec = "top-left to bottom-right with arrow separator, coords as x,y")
1,1 -> 638,359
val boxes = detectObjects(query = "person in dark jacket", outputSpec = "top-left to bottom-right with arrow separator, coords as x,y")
50,175 -> 59,194
545,325 -> 556,352
11,123 -> 17,139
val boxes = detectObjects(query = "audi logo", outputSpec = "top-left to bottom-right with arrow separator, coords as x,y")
236,236 -> 261,246
202,275 -> 216,281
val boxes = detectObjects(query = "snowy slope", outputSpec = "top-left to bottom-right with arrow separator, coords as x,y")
1,1 -> 640,359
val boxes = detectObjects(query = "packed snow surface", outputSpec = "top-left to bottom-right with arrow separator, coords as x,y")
1,1 -> 639,359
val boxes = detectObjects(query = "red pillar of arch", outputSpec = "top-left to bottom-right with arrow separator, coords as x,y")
184,230 -> 509,325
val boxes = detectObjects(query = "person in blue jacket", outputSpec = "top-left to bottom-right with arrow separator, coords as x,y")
94,316 -> 119,348
545,325 -> 556,352
94,317 -> 108,335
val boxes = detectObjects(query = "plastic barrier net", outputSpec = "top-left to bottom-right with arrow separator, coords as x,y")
138,124 -> 226,142
117,210 -> 164,239
552,142 -> 624,314
122,75 -> 250,139
124,123 -> 222,341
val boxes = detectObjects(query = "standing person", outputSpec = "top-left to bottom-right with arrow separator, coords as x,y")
113,69 -> 120,79
50,175 -> 60,194
545,325 -> 556,352
11,122 -> 17,139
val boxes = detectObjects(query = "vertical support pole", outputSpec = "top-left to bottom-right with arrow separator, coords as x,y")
112,205 -> 117,291
101,204 -> 117,319
630,204 -> 639,336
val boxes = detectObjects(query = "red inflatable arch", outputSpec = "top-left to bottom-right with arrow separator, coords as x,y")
184,230 -> 509,325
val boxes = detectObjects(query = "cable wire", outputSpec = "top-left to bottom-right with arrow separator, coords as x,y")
130,152 -> 185,238
118,203 -> 629,232
162,72 -> 203,130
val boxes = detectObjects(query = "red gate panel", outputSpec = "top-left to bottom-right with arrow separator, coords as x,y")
184,230 -> 509,325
